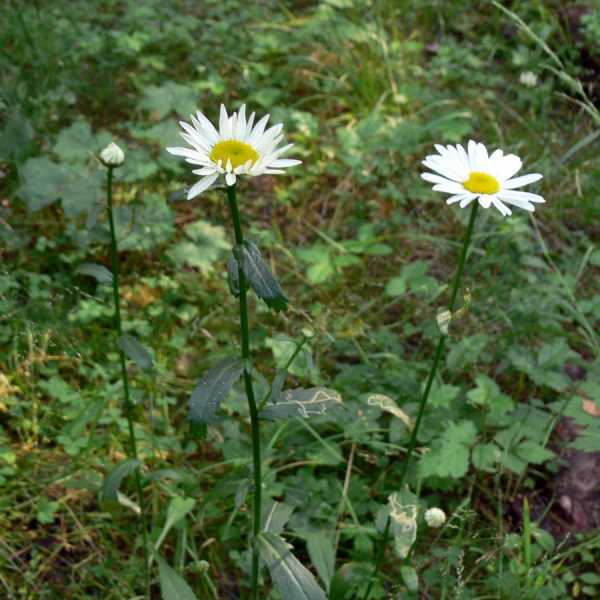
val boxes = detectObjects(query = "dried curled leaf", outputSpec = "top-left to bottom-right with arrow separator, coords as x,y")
367,394 -> 413,429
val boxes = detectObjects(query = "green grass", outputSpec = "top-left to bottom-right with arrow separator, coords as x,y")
1,0 -> 600,598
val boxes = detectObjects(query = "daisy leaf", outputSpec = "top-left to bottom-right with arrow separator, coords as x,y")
234,241 -> 289,312
188,357 -> 247,424
256,532 -> 327,600
259,387 -> 342,421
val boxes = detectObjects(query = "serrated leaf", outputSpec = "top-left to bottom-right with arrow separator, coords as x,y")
117,334 -> 153,370
157,555 -> 198,600
420,420 -> 477,479
188,357 -> 246,424
256,532 -> 327,600
100,458 -> 140,504
76,262 -> 113,284
20,157 -> 103,216
306,532 -> 335,591
262,500 -> 295,534
239,241 -> 288,312
259,387 -> 342,420
53,120 -> 95,163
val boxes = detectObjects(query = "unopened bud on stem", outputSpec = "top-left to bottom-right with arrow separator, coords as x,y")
100,142 -> 125,167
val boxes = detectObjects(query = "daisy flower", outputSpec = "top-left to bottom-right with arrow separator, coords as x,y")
421,140 -> 544,216
167,104 -> 301,200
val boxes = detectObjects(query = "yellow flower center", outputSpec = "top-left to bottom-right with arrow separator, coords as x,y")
463,171 -> 500,194
209,140 -> 259,169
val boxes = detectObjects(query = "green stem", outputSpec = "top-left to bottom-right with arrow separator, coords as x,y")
105,167 -> 150,594
226,184 -> 262,600
362,202 -> 479,600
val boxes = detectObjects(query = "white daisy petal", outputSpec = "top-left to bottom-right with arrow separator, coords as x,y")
421,159 -> 464,182
498,190 -> 545,204
225,172 -> 236,186
467,140 -> 478,170
432,182 -> 468,194
475,143 -> 489,170
167,146 -> 204,160
270,158 -> 302,168
502,173 -> 543,189
249,114 -> 270,144
421,172 -> 458,186
188,173 -> 219,200
479,195 -> 492,208
459,196 -> 475,208
194,111 -> 219,142
446,193 -> 474,205
192,166 -> 217,176
493,153 -> 522,180
219,104 -> 231,138
491,197 -> 512,216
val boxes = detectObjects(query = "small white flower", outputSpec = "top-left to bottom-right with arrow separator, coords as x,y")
421,140 -> 544,216
167,104 -> 301,200
99,142 -> 125,167
519,71 -> 538,87
424,507 -> 446,528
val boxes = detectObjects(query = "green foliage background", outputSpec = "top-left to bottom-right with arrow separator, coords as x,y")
1,0 -> 599,598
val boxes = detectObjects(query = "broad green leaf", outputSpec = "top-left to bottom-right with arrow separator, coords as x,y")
472,443 -> 500,472
238,241 -> 288,312
157,555 -> 198,600
259,387 -> 342,420
20,157 -> 103,216
76,262 -> 113,284
117,334 -> 153,370
53,120 -> 95,163
140,81 -> 198,120
384,276 -> 406,296
168,219 -> 230,275
307,260 -> 334,284
265,336 -> 314,378
119,147 -> 158,183
256,532 -> 327,600
155,496 -> 196,551
261,500 -> 294,534
100,458 -> 140,504
306,531 -> 335,590
0,111 -> 34,163
420,420 -> 477,479
188,357 -> 246,424
514,440 -> 554,464
61,397 -> 106,438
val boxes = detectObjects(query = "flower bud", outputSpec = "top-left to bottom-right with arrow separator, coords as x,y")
100,142 -> 125,167
519,71 -> 538,88
301,327 -> 314,339
424,507 -> 446,528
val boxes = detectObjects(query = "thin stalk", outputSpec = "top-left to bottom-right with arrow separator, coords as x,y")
225,184 -> 262,600
105,166 -> 150,593
362,202 -> 479,600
